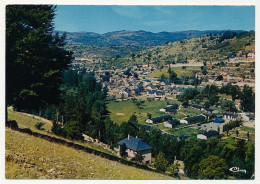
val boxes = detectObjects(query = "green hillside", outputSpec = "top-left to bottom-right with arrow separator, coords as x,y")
112,31 -> 255,68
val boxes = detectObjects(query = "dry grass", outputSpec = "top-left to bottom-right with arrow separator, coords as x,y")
7,109 -> 115,155
5,128 -> 175,179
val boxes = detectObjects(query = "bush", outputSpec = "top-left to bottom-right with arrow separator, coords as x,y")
154,152 -> 169,172
63,121 -> 84,141
35,122 -> 45,130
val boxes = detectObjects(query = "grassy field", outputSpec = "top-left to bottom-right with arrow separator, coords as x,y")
172,107 -> 202,119
148,66 -> 201,78
107,99 -> 180,124
5,128 -> 175,179
221,126 -> 255,148
7,109 -> 115,155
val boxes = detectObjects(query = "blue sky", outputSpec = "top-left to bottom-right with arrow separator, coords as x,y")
54,6 -> 255,34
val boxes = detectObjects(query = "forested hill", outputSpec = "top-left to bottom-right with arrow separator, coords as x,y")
57,30 -> 244,46
112,30 -> 255,68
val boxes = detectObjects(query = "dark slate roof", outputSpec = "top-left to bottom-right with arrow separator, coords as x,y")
144,79 -> 151,82
137,124 -> 153,131
213,118 -> 225,123
204,130 -> 219,138
156,91 -> 165,95
179,135 -> 189,139
204,108 -> 214,112
163,80 -> 171,85
223,112 -> 238,118
165,108 -> 176,112
137,85 -> 144,89
149,85 -> 157,89
185,115 -> 205,122
191,105 -> 203,109
151,115 -> 172,122
169,119 -> 180,126
118,136 -> 153,151
167,104 -> 178,109
148,90 -> 157,94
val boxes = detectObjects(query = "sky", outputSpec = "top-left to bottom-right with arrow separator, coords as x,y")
54,6 -> 255,34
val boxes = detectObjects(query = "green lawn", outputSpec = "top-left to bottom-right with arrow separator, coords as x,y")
168,127 -> 202,137
107,99 -> 179,124
172,107 -> 202,119
148,66 -> 201,78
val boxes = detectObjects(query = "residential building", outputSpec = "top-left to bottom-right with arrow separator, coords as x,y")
197,130 -> 219,140
117,135 -> 153,164
146,115 -> 172,124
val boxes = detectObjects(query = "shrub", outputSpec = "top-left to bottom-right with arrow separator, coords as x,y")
63,121 -> 84,141
35,122 -> 45,130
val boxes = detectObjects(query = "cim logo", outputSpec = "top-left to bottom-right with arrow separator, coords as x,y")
229,167 -> 246,174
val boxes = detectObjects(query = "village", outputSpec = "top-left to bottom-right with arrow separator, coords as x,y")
68,54 -> 255,145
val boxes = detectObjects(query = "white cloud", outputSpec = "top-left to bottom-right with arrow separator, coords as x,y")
153,6 -> 175,16
112,6 -> 146,20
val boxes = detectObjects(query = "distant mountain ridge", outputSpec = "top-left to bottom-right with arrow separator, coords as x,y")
57,30 -> 245,46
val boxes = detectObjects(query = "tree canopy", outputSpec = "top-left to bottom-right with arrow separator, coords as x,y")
6,5 -> 72,111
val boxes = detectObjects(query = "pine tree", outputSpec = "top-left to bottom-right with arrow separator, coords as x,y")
6,5 -> 72,111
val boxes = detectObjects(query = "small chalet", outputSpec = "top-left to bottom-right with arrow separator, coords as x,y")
179,135 -> 190,140
197,130 -> 219,140
118,135 -> 153,164
119,88 -> 131,97
204,108 -> 214,113
146,115 -> 172,124
190,105 -> 203,111
180,115 -> 206,124
137,124 -> 153,131
160,104 -> 178,114
223,112 -> 238,120
147,90 -> 165,100
163,119 -> 180,128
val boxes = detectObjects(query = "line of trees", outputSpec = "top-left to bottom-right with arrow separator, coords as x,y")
177,83 -> 255,112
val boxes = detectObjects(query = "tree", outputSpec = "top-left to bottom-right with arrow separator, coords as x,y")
221,100 -> 237,112
202,68 -> 208,75
62,121 -> 84,141
203,101 -> 211,109
167,162 -> 180,176
240,85 -> 255,112
198,155 -> 228,179
236,129 -> 239,137
120,143 -> 127,158
6,5 -> 72,111
154,152 -> 169,172
134,153 -> 144,163
147,113 -> 152,119
159,74 -> 167,81
120,114 -> 139,137
35,122 -> 45,130
179,88 -> 199,101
